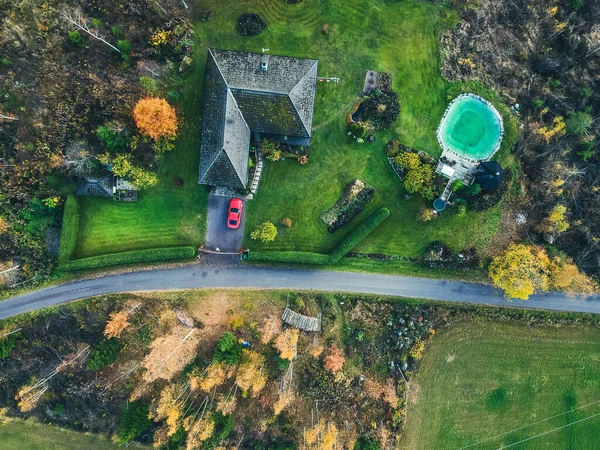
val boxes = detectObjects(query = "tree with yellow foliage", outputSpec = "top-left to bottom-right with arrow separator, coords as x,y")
133,97 -> 178,141
150,384 -> 185,436
273,390 -> 294,416
235,350 -> 266,397
190,362 -> 228,393
489,243 -> 596,299
275,328 -> 299,361
489,244 -> 550,300
184,415 -> 215,450
104,310 -> 130,339
548,256 -> 596,296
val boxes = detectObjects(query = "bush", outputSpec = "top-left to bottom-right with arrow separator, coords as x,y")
68,30 -> 85,46
58,195 -> 80,265
0,332 -> 21,359
361,89 -> 400,130
237,13 -> 267,36
250,222 -> 278,243
167,90 -> 181,103
87,338 -> 123,370
140,76 -> 158,92
281,217 -> 293,228
111,26 -> 122,37
119,402 -> 151,444
61,247 -> 196,271
565,111 -> 593,136
97,124 -> 128,151
117,40 -> 132,61
213,332 -> 242,364
354,437 -> 381,450
91,18 -> 103,29
248,251 -> 331,265
329,208 -> 390,263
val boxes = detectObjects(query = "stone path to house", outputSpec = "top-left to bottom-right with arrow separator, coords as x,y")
205,191 -> 246,253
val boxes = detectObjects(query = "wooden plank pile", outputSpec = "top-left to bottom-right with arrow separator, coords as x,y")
281,307 -> 321,332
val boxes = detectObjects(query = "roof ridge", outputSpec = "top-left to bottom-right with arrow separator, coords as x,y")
288,60 -> 318,136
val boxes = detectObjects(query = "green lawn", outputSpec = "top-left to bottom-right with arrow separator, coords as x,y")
401,320 -> 600,450
74,42 -> 210,258
191,0 -> 506,257
0,419 -> 122,450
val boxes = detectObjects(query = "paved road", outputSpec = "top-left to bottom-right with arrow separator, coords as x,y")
1,265 -> 599,320
205,194 -> 246,252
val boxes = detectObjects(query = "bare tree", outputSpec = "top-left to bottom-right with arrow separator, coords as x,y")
61,9 -> 121,53
0,263 -> 20,287
0,113 -> 18,121
63,141 -> 96,176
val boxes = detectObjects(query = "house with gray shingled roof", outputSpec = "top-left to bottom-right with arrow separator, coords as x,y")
198,49 -> 318,190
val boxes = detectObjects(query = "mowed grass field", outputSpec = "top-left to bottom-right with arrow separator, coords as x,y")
0,419 -> 122,450
401,320 -> 600,450
192,0 -> 506,257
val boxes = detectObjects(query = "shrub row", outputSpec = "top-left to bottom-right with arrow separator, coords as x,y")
248,251 -> 331,265
329,208 -> 390,263
249,208 -> 390,265
58,195 -> 80,266
62,247 -> 196,271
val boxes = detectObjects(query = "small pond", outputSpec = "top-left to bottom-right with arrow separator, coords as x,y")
437,94 -> 504,160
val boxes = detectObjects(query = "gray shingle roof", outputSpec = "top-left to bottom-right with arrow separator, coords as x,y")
199,49 -> 318,189
77,174 -> 114,197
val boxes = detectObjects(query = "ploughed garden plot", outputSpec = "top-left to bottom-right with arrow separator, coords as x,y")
401,320 -> 600,450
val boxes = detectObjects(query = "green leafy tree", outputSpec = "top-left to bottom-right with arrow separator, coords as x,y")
354,436 -> 381,450
68,30 -> 85,46
213,332 -> 242,364
140,76 -> 158,93
87,338 -> 124,370
565,111 -> 593,136
117,40 -> 132,61
250,222 -> 278,243
97,124 -> 128,151
119,402 -> 151,444
0,332 -> 21,359
395,152 -> 436,199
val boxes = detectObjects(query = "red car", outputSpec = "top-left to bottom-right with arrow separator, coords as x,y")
227,198 -> 243,229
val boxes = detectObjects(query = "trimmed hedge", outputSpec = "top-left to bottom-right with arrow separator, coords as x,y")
249,208 -> 390,266
249,251 -> 331,265
329,208 -> 390,263
58,195 -> 80,265
62,247 -> 196,271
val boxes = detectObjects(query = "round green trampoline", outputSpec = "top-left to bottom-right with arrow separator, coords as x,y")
437,94 -> 504,161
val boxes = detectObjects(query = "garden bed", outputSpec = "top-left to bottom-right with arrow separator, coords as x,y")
319,179 -> 375,233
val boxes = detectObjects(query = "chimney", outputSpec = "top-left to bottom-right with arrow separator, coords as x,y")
261,54 -> 269,72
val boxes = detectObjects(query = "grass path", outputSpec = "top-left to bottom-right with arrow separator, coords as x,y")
401,320 -> 600,450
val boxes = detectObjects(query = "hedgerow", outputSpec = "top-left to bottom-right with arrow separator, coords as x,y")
329,208 -> 390,263
248,251 -> 332,265
57,195 -> 80,266
62,246 -> 196,271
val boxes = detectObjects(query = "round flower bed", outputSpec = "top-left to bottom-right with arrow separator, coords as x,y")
237,13 -> 267,36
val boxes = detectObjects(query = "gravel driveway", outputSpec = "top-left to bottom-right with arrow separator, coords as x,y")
205,193 -> 246,253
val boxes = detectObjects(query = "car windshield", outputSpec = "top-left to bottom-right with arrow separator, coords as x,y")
230,208 -> 239,213
229,219 -> 237,225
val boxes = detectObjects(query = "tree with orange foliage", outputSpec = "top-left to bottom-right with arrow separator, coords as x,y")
104,311 -> 130,339
324,344 -> 345,374
133,97 -> 177,140
275,328 -> 299,361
